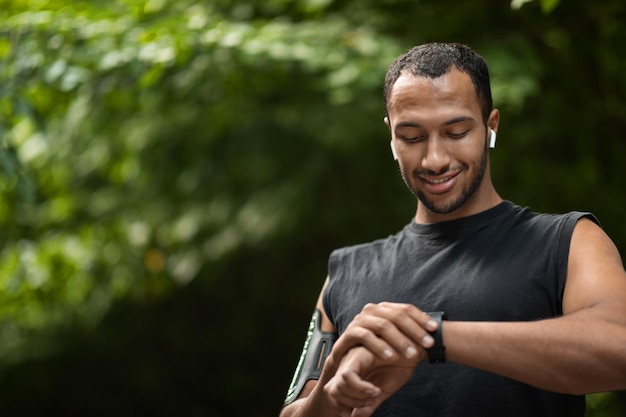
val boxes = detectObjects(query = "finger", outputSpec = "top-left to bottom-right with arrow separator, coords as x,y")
333,323 -> 399,361
341,370 -> 381,400
333,302 -> 436,362
325,373 -> 379,410
352,404 -> 380,417
330,374 -> 379,407
368,302 -> 439,351
350,309 -> 419,358
354,304 -> 430,357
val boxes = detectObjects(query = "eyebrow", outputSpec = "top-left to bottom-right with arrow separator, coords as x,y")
443,116 -> 475,126
394,116 -> 475,129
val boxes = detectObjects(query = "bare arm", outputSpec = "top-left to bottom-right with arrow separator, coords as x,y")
280,278 -> 436,417
280,279 -> 341,417
323,218 -> 626,416
444,217 -> 626,394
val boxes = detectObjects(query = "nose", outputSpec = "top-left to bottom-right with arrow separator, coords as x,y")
421,137 -> 451,174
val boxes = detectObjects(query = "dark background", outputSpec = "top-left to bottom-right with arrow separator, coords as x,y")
1,0 -> 625,415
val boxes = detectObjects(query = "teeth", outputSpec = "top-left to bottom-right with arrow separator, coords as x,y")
427,177 -> 452,184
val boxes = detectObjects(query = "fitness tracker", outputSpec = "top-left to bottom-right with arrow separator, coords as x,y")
426,311 -> 447,364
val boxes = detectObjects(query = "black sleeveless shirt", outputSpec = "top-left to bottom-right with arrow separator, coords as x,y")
323,201 -> 596,417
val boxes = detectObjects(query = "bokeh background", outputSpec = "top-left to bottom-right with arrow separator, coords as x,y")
1,0 -> 625,415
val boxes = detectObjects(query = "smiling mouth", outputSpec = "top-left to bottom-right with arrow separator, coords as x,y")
420,170 -> 460,183
417,170 -> 461,193
424,175 -> 456,184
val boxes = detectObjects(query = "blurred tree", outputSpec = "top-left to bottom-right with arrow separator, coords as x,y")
0,0 -> 624,415
0,0 -> 402,362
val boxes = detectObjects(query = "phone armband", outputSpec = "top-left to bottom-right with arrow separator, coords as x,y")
283,309 -> 338,405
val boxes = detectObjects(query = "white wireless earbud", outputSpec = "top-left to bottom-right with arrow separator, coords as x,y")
390,140 -> 398,160
489,129 -> 497,149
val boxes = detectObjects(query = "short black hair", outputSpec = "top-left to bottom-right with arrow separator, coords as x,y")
384,43 -> 493,123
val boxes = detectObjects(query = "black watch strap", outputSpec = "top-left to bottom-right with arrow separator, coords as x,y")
426,311 -> 447,364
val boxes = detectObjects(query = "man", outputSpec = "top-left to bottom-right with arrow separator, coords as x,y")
279,43 -> 626,417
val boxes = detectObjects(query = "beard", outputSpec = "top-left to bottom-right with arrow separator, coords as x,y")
401,143 -> 488,215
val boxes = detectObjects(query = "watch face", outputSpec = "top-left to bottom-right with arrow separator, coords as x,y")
426,311 -> 446,364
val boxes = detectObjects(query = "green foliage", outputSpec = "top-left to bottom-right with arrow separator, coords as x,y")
587,392 -> 626,417
511,0 -> 561,13
1,0 -> 407,364
1,0 -> 625,415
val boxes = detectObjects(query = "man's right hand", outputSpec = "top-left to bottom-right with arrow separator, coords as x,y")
323,345 -> 419,417
280,296 -> 438,417
331,302 -> 438,364
313,302 -> 437,416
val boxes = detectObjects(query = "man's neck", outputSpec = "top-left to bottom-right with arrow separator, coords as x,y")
414,192 -> 503,225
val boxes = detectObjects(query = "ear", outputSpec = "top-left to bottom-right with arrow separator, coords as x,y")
384,117 -> 398,160
487,108 -> 499,135
390,140 -> 398,160
487,109 -> 500,149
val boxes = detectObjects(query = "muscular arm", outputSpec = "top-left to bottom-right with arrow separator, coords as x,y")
445,218 -> 626,394
280,279 -> 436,417
284,218 -> 626,416
279,279 -> 340,417
320,218 -> 626,417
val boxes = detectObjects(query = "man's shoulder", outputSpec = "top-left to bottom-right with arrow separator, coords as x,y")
514,205 -> 599,230
330,224 -> 411,260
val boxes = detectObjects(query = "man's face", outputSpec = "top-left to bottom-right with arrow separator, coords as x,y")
385,68 -> 496,219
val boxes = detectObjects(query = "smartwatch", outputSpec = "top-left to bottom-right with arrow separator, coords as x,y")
426,311 -> 447,364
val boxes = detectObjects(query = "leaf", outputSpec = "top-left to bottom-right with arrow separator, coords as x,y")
539,0 -> 561,13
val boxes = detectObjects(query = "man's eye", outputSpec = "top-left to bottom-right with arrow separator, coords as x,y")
448,131 -> 469,139
401,135 -> 425,143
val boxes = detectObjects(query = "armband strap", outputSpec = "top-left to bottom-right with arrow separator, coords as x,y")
426,311 -> 447,364
283,309 -> 338,405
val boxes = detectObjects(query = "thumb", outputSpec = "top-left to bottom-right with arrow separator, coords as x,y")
352,405 -> 378,417
319,351 -> 340,385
